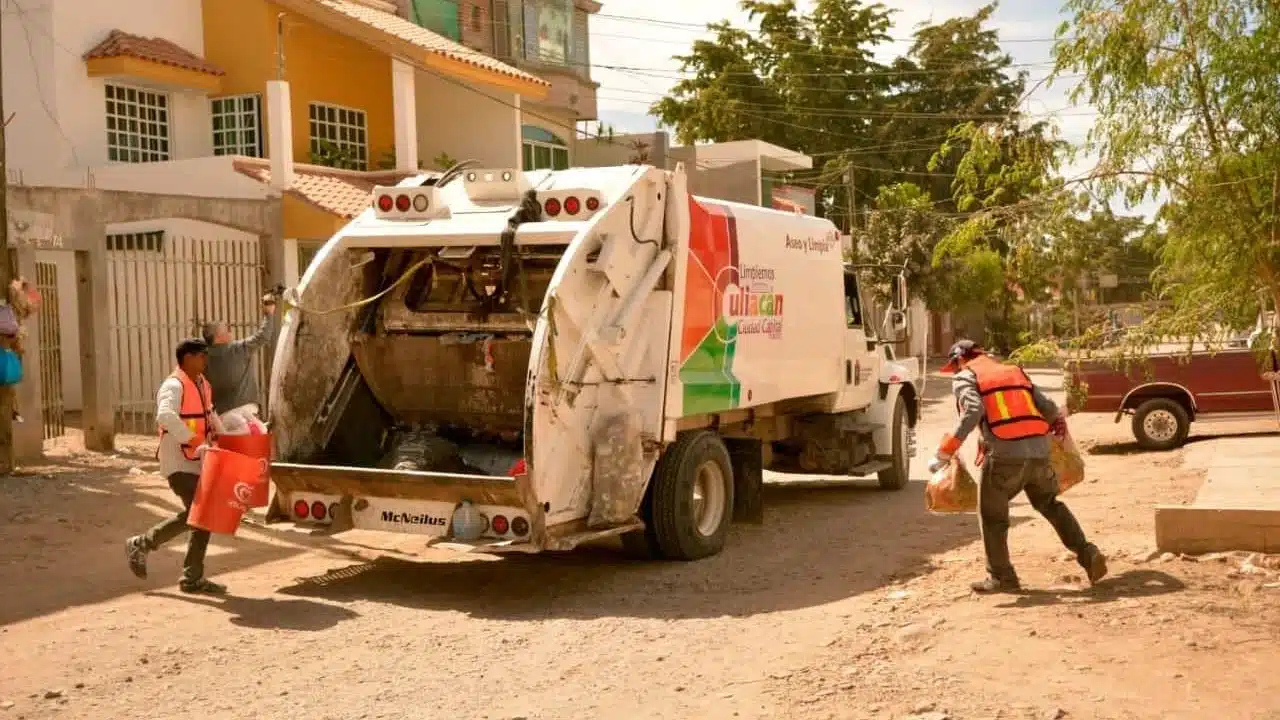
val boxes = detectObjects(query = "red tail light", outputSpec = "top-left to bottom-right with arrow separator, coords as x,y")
293,500 -> 310,519
511,516 -> 529,537
395,194 -> 411,212
376,195 -> 394,212
492,515 -> 510,535
585,196 -> 600,211
564,196 -> 581,215
311,501 -> 328,521
544,198 -> 561,217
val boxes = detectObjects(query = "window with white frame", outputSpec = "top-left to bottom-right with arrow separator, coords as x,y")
105,84 -> 170,163
521,125 -> 569,171
308,102 -> 368,170
211,94 -> 263,157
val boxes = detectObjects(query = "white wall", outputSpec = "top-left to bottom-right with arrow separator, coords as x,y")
2,0 -> 63,172
2,0 -> 211,172
415,71 -> 521,170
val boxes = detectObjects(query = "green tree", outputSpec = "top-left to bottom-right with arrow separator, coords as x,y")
883,3 -> 1029,208
927,121 -> 1076,350
650,0 -> 894,228
851,182 -> 958,309
1053,0 -> 1280,348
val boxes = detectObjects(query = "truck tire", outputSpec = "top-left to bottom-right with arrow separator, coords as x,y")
647,430 -> 735,561
1132,398 -> 1190,451
877,395 -> 911,491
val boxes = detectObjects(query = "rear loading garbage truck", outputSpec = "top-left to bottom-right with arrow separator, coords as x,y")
265,163 -> 921,560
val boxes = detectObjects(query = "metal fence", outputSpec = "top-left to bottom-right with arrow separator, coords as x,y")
34,261 -> 66,440
107,234 -> 265,434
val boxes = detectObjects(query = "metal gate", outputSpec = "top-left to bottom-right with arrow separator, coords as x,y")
107,233 -> 264,434
35,261 -> 66,439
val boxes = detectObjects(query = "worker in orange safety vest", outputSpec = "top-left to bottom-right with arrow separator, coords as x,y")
929,339 -> 1107,594
125,338 -> 228,594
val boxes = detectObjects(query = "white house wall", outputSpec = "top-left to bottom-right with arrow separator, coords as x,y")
414,70 -> 521,170
2,0 -> 63,173
1,0 -> 210,173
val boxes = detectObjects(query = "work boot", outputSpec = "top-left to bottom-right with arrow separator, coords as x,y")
1080,545 -> 1109,585
125,536 -> 150,579
970,575 -> 1021,594
179,578 -> 228,595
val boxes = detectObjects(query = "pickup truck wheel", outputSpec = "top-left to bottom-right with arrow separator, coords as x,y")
1132,398 -> 1190,450
649,430 -> 735,561
877,396 -> 911,491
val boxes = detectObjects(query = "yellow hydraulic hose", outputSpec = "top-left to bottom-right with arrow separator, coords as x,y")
280,256 -> 434,316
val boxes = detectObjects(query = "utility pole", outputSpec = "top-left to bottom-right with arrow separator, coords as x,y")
0,5 -> 14,474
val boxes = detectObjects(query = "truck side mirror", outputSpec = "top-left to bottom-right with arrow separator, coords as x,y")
894,275 -> 908,311
890,309 -> 907,333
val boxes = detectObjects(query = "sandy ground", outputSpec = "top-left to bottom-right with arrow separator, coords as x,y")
2,369 -> 1279,720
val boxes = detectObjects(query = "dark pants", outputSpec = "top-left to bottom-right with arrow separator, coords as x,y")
979,456 -> 1091,583
142,472 -> 210,582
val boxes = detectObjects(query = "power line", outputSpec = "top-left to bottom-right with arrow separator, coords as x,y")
593,11 -> 1071,44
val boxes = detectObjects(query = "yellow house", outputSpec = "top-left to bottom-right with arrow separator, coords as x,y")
202,0 -> 549,259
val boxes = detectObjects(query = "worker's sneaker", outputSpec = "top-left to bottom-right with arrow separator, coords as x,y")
1081,545 -> 1109,585
125,536 -> 149,579
970,576 -> 1021,594
179,578 -> 227,595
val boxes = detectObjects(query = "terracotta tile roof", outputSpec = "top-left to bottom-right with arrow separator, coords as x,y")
233,158 -> 420,219
287,0 -> 548,90
83,30 -> 225,77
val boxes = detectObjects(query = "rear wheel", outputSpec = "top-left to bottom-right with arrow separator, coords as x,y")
1132,397 -> 1190,451
644,430 -> 735,561
877,395 -> 911,490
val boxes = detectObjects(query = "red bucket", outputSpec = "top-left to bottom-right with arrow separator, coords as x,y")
189,448 -> 268,535
216,433 -> 272,508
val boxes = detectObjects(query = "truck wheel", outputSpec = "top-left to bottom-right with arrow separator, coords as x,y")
648,430 -> 735,561
1132,398 -> 1190,451
877,395 -> 911,490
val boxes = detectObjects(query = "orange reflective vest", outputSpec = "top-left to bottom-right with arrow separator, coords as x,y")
965,355 -> 1050,441
159,370 -> 214,462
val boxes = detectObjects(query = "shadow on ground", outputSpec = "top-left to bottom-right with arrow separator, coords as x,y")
1088,429 -> 1280,456
275,479 -> 1023,621
995,569 -> 1187,609
145,591 -> 360,631
0,451 -> 370,627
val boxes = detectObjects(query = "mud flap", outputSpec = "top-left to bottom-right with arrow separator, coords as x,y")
725,437 -> 764,524
588,411 -> 646,529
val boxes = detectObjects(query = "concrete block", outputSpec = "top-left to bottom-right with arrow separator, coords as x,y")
1155,506 -> 1280,554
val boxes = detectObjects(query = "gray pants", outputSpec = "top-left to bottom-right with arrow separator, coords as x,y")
979,456 -> 1091,583
142,472 -> 210,582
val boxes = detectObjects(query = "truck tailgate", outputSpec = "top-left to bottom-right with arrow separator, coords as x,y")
270,463 -> 527,507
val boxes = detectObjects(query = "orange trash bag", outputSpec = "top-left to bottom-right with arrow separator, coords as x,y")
926,456 -> 979,514
1049,423 -> 1086,494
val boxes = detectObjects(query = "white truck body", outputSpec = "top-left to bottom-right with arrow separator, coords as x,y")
266,164 -> 920,559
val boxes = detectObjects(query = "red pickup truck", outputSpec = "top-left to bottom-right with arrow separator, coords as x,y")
1065,346 -> 1279,450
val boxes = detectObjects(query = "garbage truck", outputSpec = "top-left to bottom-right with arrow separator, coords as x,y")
265,163 -> 921,560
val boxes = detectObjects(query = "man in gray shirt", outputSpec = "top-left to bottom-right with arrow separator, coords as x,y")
201,294 -> 279,413
930,340 -> 1107,594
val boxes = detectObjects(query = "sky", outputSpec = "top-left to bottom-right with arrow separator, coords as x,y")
586,0 -> 1161,218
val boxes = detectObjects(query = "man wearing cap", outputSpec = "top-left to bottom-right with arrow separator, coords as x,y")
932,339 -> 1107,593
124,338 -> 228,594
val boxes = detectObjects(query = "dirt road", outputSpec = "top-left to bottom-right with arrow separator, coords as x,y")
2,369 -> 1279,720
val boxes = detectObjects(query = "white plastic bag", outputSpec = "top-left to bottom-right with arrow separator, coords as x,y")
219,404 -> 267,436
